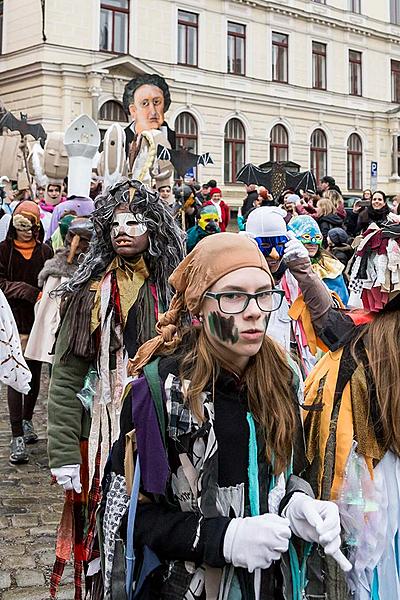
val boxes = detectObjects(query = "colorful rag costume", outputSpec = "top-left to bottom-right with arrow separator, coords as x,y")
348,222 -> 400,312
303,317 -> 400,599
288,215 -> 349,305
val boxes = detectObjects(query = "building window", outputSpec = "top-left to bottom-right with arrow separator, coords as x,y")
347,133 -> 363,190
224,118 -> 245,183
312,0 -> 326,4
390,0 -> 400,25
270,124 -> 289,162
349,0 -> 361,13
175,112 -> 198,153
392,60 -> 400,103
312,42 -> 327,90
227,22 -> 246,75
100,0 -> 129,54
272,32 -> 288,83
0,0 -> 3,55
349,50 -> 362,96
178,10 -> 198,67
310,129 -> 327,183
98,100 -> 128,122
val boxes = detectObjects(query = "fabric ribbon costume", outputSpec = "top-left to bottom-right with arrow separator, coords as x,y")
302,223 -> 400,598
96,233 -> 337,600
47,179 -> 185,599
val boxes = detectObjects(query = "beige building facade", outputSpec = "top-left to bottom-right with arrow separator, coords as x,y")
2,0 -> 400,203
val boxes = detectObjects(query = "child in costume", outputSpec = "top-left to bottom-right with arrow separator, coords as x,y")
186,204 -> 220,252
288,215 -> 349,305
97,233 -> 349,599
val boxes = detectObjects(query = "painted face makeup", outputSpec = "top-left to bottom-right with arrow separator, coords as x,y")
111,212 -> 148,239
208,311 -> 239,345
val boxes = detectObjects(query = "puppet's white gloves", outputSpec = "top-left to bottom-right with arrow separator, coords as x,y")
284,232 -> 310,262
283,493 -> 352,572
51,464 -> 82,493
223,513 -> 291,572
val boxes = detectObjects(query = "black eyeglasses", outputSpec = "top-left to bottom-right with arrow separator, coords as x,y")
204,290 -> 285,315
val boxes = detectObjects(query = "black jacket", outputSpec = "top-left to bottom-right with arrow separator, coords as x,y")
317,214 -> 345,246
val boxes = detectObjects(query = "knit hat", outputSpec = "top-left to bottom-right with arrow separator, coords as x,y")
209,187 -> 222,198
13,201 -> 40,226
327,227 -> 349,246
245,206 -> 287,238
130,232 -> 271,374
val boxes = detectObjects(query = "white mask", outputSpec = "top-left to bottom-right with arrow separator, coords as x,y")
111,212 -> 147,238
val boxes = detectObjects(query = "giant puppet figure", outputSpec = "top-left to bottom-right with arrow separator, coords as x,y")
122,74 -> 174,188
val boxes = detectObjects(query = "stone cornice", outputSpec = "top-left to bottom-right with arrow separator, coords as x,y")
231,0 -> 400,42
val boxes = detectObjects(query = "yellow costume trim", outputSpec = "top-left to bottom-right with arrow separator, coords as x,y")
312,254 -> 344,280
91,255 -> 149,333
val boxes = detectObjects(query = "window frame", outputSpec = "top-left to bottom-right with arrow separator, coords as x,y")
390,0 -> 400,25
310,129 -> 328,183
224,118 -> 246,184
272,32 -> 289,84
270,124 -> 289,162
177,10 -> 199,67
349,0 -> 361,13
175,112 -> 198,154
100,0 -> 129,54
312,41 -> 327,90
227,21 -> 246,76
0,0 -> 3,55
391,60 -> 400,103
347,133 -> 363,191
349,49 -> 362,97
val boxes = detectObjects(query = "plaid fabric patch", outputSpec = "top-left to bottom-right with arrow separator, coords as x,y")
166,375 -> 193,439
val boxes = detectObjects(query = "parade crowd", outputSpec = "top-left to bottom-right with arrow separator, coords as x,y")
1,74 -> 400,600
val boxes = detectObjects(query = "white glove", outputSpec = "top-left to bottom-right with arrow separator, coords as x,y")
51,464 -> 82,493
223,513 -> 291,572
284,493 -> 351,572
283,232 -> 310,262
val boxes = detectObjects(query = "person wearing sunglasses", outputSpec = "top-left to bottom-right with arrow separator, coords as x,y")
99,232 -> 349,600
245,206 -> 334,375
288,215 -> 349,305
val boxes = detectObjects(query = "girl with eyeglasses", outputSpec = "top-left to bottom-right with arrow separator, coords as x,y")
99,233 -> 349,600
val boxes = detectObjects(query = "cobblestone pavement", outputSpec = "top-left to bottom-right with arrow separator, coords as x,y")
0,371 -> 74,600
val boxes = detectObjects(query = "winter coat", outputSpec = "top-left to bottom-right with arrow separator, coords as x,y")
103,350 -> 317,599
330,244 -> 354,269
242,191 -> 258,219
317,213 -> 345,246
25,249 -> 78,363
0,235 -> 53,334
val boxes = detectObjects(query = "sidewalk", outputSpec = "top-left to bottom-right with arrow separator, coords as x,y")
0,372 -> 74,600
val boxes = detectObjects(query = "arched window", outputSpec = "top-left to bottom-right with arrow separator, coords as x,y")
347,133 -> 362,190
175,112 -> 198,153
98,100 -> 128,123
270,124 -> 288,162
310,129 -> 327,183
224,118 -> 245,183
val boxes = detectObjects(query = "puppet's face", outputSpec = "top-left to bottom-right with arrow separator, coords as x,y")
129,84 -> 165,134
111,206 -> 149,258
198,209 -> 220,233
254,235 -> 288,273
44,133 -> 69,181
